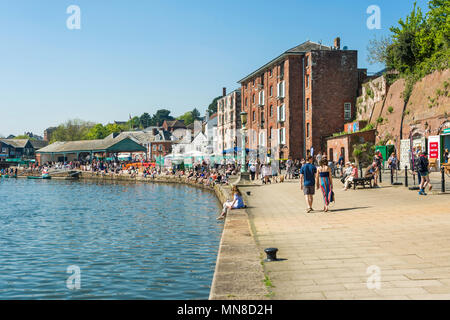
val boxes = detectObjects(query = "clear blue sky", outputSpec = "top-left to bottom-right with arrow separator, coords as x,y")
0,0 -> 429,137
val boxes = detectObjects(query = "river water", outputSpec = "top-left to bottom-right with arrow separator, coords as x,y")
0,178 -> 222,299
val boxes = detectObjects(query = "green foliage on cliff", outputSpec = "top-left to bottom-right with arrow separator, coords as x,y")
368,1 -> 450,102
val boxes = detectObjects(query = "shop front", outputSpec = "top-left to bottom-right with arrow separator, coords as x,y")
441,127 -> 450,164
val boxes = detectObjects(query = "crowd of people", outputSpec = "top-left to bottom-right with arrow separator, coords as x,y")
6,146 -> 440,218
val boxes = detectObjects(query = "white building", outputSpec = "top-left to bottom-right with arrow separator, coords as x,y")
217,88 -> 242,154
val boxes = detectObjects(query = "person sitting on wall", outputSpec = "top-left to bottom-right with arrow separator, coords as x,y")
217,186 -> 245,220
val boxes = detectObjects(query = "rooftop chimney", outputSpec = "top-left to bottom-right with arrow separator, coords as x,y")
223,87 -> 227,97
334,37 -> 341,50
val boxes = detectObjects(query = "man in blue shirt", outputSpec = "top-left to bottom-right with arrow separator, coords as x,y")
300,156 -> 317,213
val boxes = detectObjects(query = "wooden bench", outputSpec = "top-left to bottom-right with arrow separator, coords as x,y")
352,177 -> 374,189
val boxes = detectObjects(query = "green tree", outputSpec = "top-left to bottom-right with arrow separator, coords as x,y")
207,96 -> 221,116
177,111 -> 195,126
428,0 -> 450,51
191,108 -> 201,119
127,116 -> 141,130
105,123 -> 122,134
139,112 -> 152,128
85,124 -> 108,140
352,142 -> 375,168
152,109 -> 174,126
51,119 -> 94,142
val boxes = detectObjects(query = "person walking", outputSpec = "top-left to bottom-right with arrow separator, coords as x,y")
249,162 -> 256,181
286,156 -> 293,180
300,156 -> 317,213
418,151 -> 432,195
338,153 -> 345,177
316,153 -> 322,166
316,158 -> 334,212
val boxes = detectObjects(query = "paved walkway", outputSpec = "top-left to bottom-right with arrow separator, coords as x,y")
240,179 -> 450,300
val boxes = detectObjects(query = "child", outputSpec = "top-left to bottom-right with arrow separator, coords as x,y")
217,186 -> 245,220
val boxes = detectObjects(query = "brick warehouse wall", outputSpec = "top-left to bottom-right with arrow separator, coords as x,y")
286,56 -> 305,160
241,57 -> 306,160
309,50 -> 360,155
240,41 -> 361,161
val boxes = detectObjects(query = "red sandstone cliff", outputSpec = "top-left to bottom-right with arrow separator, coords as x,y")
356,69 -> 450,153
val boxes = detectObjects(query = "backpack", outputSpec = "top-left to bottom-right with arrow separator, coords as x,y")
418,156 -> 428,172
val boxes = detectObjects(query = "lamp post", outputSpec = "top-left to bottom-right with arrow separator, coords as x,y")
240,111 -> 248,175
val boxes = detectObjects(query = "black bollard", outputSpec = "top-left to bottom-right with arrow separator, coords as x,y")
442,166 -> 446,193
405,166 -> 408,188
379,166 -> 382,183
264,248 -> 279,262
391,168 -> 394,185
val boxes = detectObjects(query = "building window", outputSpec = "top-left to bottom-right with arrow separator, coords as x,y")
307,123 -> 310,138
270,105 -> 273,117
159,145 -> 163,152
152,145 -> 157,151
270,86 -> 273,97
269,68 -> 272,77
253,79 -> 255,87
277,104 -> 286,122
260,74 -> 264,86
279,128 -> 286,145
253,111 -> 256,122
258,90 -> 265,106
277,81 -> 285,98
252,94 -> 255,104
306,74 -> 310,88
245,98 -> 248,107
344,103 -> 352,121
306,98 -> 310,111
259,131 -> 265,147
280,63 -> 284,78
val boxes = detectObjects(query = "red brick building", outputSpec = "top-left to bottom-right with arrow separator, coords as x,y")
238,38 -> 364,160
326,129 -> 376,164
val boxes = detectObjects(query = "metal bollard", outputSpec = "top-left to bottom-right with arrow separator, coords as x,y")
390,168 -> 394,185
264,248 -> 279,262
442,166 -> 446,193
405,166 -> 408,188
379,167 -> 382,183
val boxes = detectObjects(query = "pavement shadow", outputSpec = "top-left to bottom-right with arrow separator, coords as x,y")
329,206 -> 371,212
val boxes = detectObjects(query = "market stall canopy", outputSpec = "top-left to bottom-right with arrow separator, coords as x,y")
185,150 -> 207,157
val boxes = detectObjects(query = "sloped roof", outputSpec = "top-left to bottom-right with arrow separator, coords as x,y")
165,120 -> 186,129
30,140 -> 49,150
36,137 -> 146,153
114,131 -> 156,144
0,139 -> 30,148
238,41 -> 332,83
